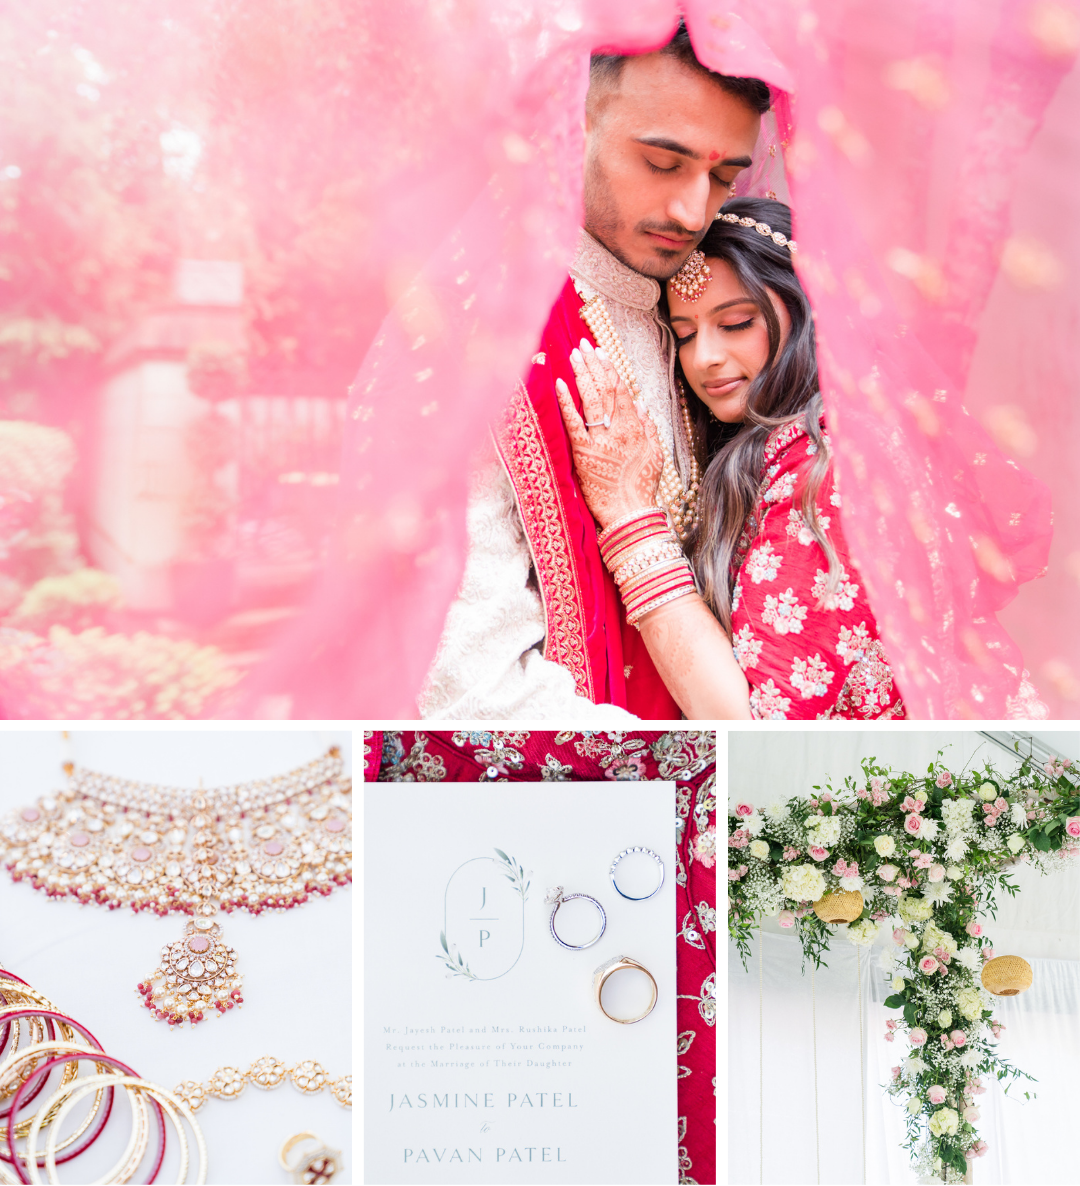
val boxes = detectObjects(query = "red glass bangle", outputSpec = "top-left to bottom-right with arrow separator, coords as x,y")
9,1049 -> 166,1186
0,1009 -> 116,1179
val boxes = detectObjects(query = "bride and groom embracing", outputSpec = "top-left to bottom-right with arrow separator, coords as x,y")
421,23 -> 906,724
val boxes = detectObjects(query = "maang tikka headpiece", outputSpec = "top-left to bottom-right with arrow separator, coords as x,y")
669,250 -> 711,302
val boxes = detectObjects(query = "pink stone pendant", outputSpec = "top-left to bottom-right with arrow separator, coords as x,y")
136,912 -> 244,1028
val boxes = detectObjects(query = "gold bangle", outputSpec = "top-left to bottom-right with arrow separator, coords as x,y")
593,955 -> 658,1023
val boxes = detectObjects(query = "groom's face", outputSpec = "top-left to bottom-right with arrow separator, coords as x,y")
584,54 -> 761,280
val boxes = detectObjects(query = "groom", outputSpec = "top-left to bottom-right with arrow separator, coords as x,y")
420,24 -> 769,720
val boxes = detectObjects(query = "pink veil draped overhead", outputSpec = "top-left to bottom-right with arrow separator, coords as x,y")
259,0 -> 1078,719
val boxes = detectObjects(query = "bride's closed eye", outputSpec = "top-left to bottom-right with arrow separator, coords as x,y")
721,317 -> 755,333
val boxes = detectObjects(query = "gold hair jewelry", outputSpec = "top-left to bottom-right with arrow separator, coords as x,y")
280,1132 -> 342,1185
669,250 -> 712,303
1,748 -> 351,1030
173,1058 -> 352,1113
575,290 -> 701,540
712,211 -> 797,253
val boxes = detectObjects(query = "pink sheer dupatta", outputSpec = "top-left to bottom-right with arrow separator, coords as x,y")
265,1 -> 1077,719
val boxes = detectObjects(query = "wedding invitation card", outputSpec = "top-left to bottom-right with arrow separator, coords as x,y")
364,782 -> 677,1184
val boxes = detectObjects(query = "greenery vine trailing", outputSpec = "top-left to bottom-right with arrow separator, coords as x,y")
728,749 -> 1080,1183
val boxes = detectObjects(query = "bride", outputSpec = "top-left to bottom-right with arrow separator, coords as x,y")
555,196 -> 905,720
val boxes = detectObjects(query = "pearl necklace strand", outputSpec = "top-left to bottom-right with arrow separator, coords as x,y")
577,292 -> 700,540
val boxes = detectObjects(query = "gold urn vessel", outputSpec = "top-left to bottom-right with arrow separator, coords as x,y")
813,890 -> 864,924
981,955 -> 1033,996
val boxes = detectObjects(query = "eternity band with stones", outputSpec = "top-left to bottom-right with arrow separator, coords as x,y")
609,846 -> 665,901
593,955 -> 658,1024
544,886 -> 607,951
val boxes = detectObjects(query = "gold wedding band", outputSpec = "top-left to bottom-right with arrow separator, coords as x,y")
593,955 -> 658,1023
280,1130 -> 342,1183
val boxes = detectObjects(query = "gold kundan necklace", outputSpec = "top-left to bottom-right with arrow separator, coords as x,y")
0,747 -> 351,1030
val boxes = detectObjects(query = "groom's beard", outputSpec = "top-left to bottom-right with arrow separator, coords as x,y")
584,155 -> 699,281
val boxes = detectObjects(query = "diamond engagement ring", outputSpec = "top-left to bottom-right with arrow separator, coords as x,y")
609,846 -> 665,901
545,886 -> 607,950
593,955 -> 658,1024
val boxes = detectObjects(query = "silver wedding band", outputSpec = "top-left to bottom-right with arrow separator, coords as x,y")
609,846 -> 665,901
584,414 -> 611,429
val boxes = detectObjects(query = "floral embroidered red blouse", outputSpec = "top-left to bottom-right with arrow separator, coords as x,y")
729,418 -> 906,720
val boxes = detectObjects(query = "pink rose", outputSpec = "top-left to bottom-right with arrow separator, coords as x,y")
928,863 -> 946,883
891,1065 -> 902,1081
882,885 -> 901,896
982,947 -> 994,962
729,829 -> 749,849
1065,817 -> 1080,839
728,868 -> 742,881
884,1031 -> 895,1042
897,876 -> 911,889
878,864 -> 898,881
965,921 -> 982,937
963,1105 -> 980,1122
734,802 -> 755,818
782,845 -> 800,860
933,946 -> 951,964
928,1085 -> 947,1105
871,777 -> 885,792
972,1141 -> 988,1159
918,955 -> 939,975
909,1028 -> 927,1046
967,1080 -> 986,1096
904,813 -> 922,835
950,1029 -> 967,1047
912,851 -> 933,869
994,797 -> 1007,812
940,1034 -> 954,1050
984,813 -> 999,827
893,928 -> 909,945
901,796 -> 924,814
778,910 -> 795,929
935,771 -> 953,788
808,845 -> 829,861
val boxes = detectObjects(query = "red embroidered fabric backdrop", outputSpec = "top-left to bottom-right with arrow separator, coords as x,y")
365,729 -> 717,1185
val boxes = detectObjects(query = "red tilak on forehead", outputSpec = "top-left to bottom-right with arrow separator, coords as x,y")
708,150 -> 720,160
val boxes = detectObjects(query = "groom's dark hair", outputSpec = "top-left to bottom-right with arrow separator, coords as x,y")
589,19 -> 772,115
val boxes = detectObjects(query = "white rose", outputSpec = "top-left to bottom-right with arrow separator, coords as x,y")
904,933 -> 920,950
946,865 -> 963,880
937,1009 -> 953,1028
959,1049 -> 981,1068
914,790 -> 929,803
978,785 -> 997,801
1006,833 -> 1025,854
874,834 -> 896,857
749,839 -> 770,859
906,1097 -> 921,1115
892,975 -> 906,991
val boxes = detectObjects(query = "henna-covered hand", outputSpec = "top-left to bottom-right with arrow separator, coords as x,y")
554,338 -> 663,530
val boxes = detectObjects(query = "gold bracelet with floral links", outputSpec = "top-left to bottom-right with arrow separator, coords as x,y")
174,1057 -> 351,1112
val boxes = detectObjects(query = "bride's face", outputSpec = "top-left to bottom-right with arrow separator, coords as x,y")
667,257 -> 791,423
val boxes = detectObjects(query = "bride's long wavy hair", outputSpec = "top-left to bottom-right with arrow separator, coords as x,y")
667,197 -> 838,632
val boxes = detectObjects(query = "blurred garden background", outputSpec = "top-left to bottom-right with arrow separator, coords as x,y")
0,0 -> 377,716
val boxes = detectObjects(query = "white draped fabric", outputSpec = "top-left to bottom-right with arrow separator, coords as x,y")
727,936 -> 1080,1185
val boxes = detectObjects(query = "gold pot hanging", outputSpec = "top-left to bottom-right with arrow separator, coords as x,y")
981,955 -> 1033,996
813,890 -> 864,924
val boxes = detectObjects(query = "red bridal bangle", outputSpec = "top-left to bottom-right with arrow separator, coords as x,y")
0,1009 -> 118,1177
8,1049 -> 166,1186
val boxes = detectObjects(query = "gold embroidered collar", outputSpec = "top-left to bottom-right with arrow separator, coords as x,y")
570,230 -> 662,312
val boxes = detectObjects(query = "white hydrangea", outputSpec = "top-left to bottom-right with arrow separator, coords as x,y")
955,986 -> 984,1021
781,864 -> 826,902
805,814 -> 842,845
922,923 -> 957,955
940,797 -> 975,832
1010,802 -> 1027,828
899,894 -> 934,923
848,918 -> 879,946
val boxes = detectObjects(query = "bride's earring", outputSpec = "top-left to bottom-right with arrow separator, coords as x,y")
669,250 -> 711,303
729,181 -> 737,198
